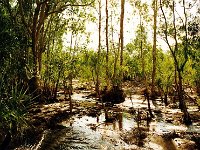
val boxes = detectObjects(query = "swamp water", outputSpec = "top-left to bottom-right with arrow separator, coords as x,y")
15,92 -> 200,150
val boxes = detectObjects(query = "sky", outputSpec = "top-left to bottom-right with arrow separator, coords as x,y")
63,0 -> 199,52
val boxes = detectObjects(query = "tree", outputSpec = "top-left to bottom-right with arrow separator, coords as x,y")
0,1 -> 30,85
132,0 -> 150,83
110,1 -> 121,86
160,0 -> 192,125
95,0 -> 102,98
119,0 -> 125,79
105,0 -> 109,84
151,0 -> 158,100
187,7 -> 200,95
127,23 -> 154,118
0,4 -> 33,148
2,0 -> 95,98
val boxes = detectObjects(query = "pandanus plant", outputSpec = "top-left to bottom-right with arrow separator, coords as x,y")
0,75 -> 34,150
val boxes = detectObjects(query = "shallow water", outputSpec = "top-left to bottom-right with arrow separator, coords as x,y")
15,92 -> 200,150
31,112 -> 135,150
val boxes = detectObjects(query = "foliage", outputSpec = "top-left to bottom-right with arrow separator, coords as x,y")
125,24 -> 152,83
0,4 -> 29,83
125,44 -> 142,78
0,75 -> 32,136
0,3 -> 34,141
156,51 -> 174,92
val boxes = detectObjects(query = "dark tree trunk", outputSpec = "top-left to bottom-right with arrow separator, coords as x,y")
53,66 -> 62,100
69,74 -> 73,115
151,0 -> 158,101
177,71 -> 192,125
119,0 -> 125,83
139,15 -> 145,81
105,0 -> 109,84
120,0 -> 125,67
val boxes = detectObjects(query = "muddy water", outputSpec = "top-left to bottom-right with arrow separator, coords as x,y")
15,92 -> 199,150
29,112 -> 137,150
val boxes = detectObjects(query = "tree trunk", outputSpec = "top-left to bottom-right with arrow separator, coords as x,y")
151,0 -> 158,100
111,11 -> 118,86
139,14 -> 145,82
96,0 -> 102,98
146,89 -> 154,119
120,0 -> 125,79
105,0 -> 109,84
196,80 -> 200,96
69,73 -> 73,115
30,62 -> 40,98
32,23 -> 39,77
53,67 -> 61,100
177,70 -> 192,125
29,3 -> 41,98
113,37 -> 120,86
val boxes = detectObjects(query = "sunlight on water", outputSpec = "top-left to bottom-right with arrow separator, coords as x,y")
70,113 -> 136,132
118,96 -> 156,110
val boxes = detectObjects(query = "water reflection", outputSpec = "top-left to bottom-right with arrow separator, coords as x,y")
118,112 -> 123,130
72,112 -> 135,132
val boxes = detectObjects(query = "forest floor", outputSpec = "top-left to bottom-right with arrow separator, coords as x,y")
12,81 -> 200,150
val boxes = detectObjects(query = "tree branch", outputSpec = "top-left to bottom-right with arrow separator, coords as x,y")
48,0 -> 95,15
36,3 -> 48,40
180,0 -> 189,72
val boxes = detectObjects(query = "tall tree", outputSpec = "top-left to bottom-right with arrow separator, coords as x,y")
120,0 -> 125,69
95,0 -> 102,97
151,0 -> 158,100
